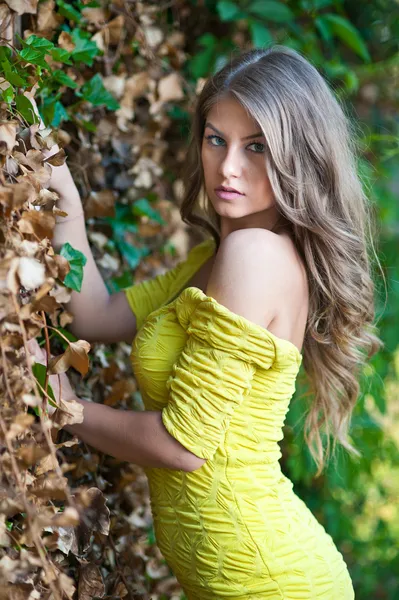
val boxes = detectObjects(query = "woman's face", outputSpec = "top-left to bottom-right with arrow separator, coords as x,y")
201,95 -> 279,236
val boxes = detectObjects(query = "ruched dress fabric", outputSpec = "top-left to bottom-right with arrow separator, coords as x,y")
124,238 -> 355,600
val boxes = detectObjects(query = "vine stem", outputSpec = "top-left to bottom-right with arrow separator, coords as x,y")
41,311 -> 51,412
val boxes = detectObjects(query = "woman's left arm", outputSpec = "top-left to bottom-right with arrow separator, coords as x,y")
64,397 -> 206,472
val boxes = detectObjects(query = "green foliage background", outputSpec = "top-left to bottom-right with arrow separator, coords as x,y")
2,0 -> 398,597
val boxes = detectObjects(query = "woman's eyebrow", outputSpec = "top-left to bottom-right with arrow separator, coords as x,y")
205,122 -> 264,140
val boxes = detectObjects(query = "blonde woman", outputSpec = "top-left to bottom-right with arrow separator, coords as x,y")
30,45 -> 382,598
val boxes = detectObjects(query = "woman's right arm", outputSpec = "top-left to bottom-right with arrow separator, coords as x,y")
47,149 -> 138,344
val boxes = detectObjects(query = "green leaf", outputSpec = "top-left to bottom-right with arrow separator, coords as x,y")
0,46 -> 12,62
15,95 -> 40,125
1,85 -> 14,104
116,240 -> 142,269
6,520 -> 13,531
216,1 -> 244,21
131,198 -> 165,224
248,1 -> 294,22
189,33 -> 217,79
314,15 -> 332,44
24,35 -> 54,52
51,48 -> 73,65
76,117 -> 97,132
109,270 -> 134,293
32,362 -> 56,403
42,97 -> 69,128
71,29 -> 99,66
56,0 -> 82,22
80,73 -> 119,110
1,60 -> 26,86
51,70 -> 78,89
249,20 -> 274,47
321,14 -> 370,62
18,47 -> 49,69
60,242 -> 87,292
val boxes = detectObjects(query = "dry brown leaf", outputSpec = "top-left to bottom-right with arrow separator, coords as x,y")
0,181 -> 36,214
49,282 -> 71,304
103,379 -> 136,406
34,452 -> 59,477
4,0 -> 38,14
84,189 -> 116,219
48,340 -> 91,376
158,72 -> 184,103
28,473 -> 69,500
0,515 -> 10,547
6,413 -> 35,442
58,30 -> 75,51
44,148 -> 66,167
0,5 -> 13,43
78,563 -> 105,600
37,0 -> 63,31
51,395 -> 84,429
81,6 -> 109,26
59,310 -> 74,327
18,210 -> 55,240
74,488 -> 110,554
0,122 -> 18,154
16,444 -> 49,467
14,149 -> 44,172
36,188 -> 59,209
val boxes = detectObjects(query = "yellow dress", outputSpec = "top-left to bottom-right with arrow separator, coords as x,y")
124,238 -> 355,600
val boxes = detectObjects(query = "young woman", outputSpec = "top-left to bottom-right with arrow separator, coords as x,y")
30,45 -> 382,598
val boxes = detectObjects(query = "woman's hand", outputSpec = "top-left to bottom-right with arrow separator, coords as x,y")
27,339 -> 76,414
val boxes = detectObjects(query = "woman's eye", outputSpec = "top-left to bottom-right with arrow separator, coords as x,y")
248,142 -> 265,153
205,135 -> 224,146
205,135 -> 264,153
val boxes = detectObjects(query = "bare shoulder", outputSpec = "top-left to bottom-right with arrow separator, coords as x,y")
205,228 -> 303,330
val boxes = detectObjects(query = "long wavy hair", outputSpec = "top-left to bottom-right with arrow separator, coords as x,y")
179,45 -> 384,475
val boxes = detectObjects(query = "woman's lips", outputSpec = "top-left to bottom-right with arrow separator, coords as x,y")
214,189 -> 244,200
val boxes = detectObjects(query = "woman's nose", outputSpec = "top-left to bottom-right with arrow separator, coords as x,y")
218,147 -> 243,179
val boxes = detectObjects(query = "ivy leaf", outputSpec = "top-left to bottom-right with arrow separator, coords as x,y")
18,47 -> 49,69
249,20 -> 274,47
1,58 -> 27,86
115,240 -> 142,269
109,270 -> 134,293
189,33 -> 217,79
32,363 -> 56,404
216,1 -> 246,21
48,340 -> 91,376
60,242 -> 87,292
51,70 -> 78,89
1,85 -> 14,104
15,95 -> 40,125
80,73 -> 119,110
248,0 -> 294,22
0,46 -> 12,62
51,48 -> 73,65
56,0 -> 82,22
71,29 -> 99,66
42,96 -> 69,128
320,14 -> 370,62
132,198 -> 165,224
24,35 -> 54,52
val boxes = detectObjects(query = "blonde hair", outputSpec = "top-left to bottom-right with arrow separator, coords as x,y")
180,45 -> 384,475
